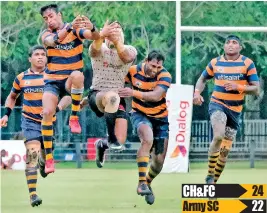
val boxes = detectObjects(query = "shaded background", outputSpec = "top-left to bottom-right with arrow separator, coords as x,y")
181,1 -> 267,120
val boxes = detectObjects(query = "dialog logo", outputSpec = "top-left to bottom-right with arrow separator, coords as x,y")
171,145 -> 187,158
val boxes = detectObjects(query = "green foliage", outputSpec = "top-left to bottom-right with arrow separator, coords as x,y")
1,1 -> 176,102
181,1 -> 267,119
181,1 -> 267,85
182,1 -> 267,27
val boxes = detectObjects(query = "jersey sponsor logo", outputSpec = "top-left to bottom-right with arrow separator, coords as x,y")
217,74 -> 243,81
54,41 -> 75,51
23,87 -> 44,93
102,61 -> 123,69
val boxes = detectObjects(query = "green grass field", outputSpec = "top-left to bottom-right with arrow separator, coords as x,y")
1,161 -> 267,213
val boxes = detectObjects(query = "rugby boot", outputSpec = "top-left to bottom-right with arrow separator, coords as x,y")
137,183 -> 152,196
30,194 -> 42,207
45,158 -> 55,174
95,139 -> 108,168
145,185 -> 155,205
69,116 -> 81,134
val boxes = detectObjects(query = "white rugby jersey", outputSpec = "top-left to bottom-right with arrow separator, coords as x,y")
90,43 -> 137,91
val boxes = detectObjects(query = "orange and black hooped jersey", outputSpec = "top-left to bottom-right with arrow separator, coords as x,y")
126,63 -> 172,118
202,55 -> 259,113
12,69 -> 45,122
41,24 -> 85,83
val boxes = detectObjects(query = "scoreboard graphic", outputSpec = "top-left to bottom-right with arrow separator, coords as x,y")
182,184 -> 267,213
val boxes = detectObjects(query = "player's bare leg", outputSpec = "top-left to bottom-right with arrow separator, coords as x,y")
114,116 -> 127,145
214,126 -> 236,183
145,138 -> 168,205
42,92 -> 58,174
66,71 -> 84,134
136,124 -> 153,196
206,110 -> 227,184
25,141 -> 42,207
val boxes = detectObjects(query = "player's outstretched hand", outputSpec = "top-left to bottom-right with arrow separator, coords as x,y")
80,15 -> 94,31
0,115 -> 9,128
100,20 -> 120,39
108,29 -> 122,45
72,15 -> 85,29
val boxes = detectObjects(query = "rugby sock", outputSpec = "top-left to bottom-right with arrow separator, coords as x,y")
207,151 -> 220,176
214,139 -> 232,182
137,156 -> 149,182
214,157 -> 226,183
70,87 -> 84,118
146,166 -> 160,185
25,167 -> 38,196
104,112 -> 117,143
41,120 -> 53,160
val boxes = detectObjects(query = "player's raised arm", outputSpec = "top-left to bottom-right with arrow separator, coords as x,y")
77,15 -> 100,41
88,20 -> 120,58
111,26 -> 137,64
41,25 -> 71,48
41,15 -> 84,47
40,4 -> 85,47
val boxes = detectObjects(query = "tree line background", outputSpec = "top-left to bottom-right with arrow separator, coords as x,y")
181,1 -> 267,119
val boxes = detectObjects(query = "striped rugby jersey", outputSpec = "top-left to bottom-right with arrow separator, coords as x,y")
41,24 -> 85,83
126,63 -> 172,118
202,55 -> 259,113
11,69 -> 56,123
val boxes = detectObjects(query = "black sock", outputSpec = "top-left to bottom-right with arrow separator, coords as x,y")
104,112 -> 117,143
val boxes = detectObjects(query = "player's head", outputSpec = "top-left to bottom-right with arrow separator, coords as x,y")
40,4 -> 63,30
105,21 -> 124,49
1,149 -> 6,157
28,45 -> 47,69
144,50 -> 165,78
224,35 -> 242,56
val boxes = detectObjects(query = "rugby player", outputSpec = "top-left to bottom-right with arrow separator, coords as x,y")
193,35 -> 260,184
39,4 -> 100,173
80,20 -> 137,168
0,45 -> 71,207
118,50 -> 172,205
